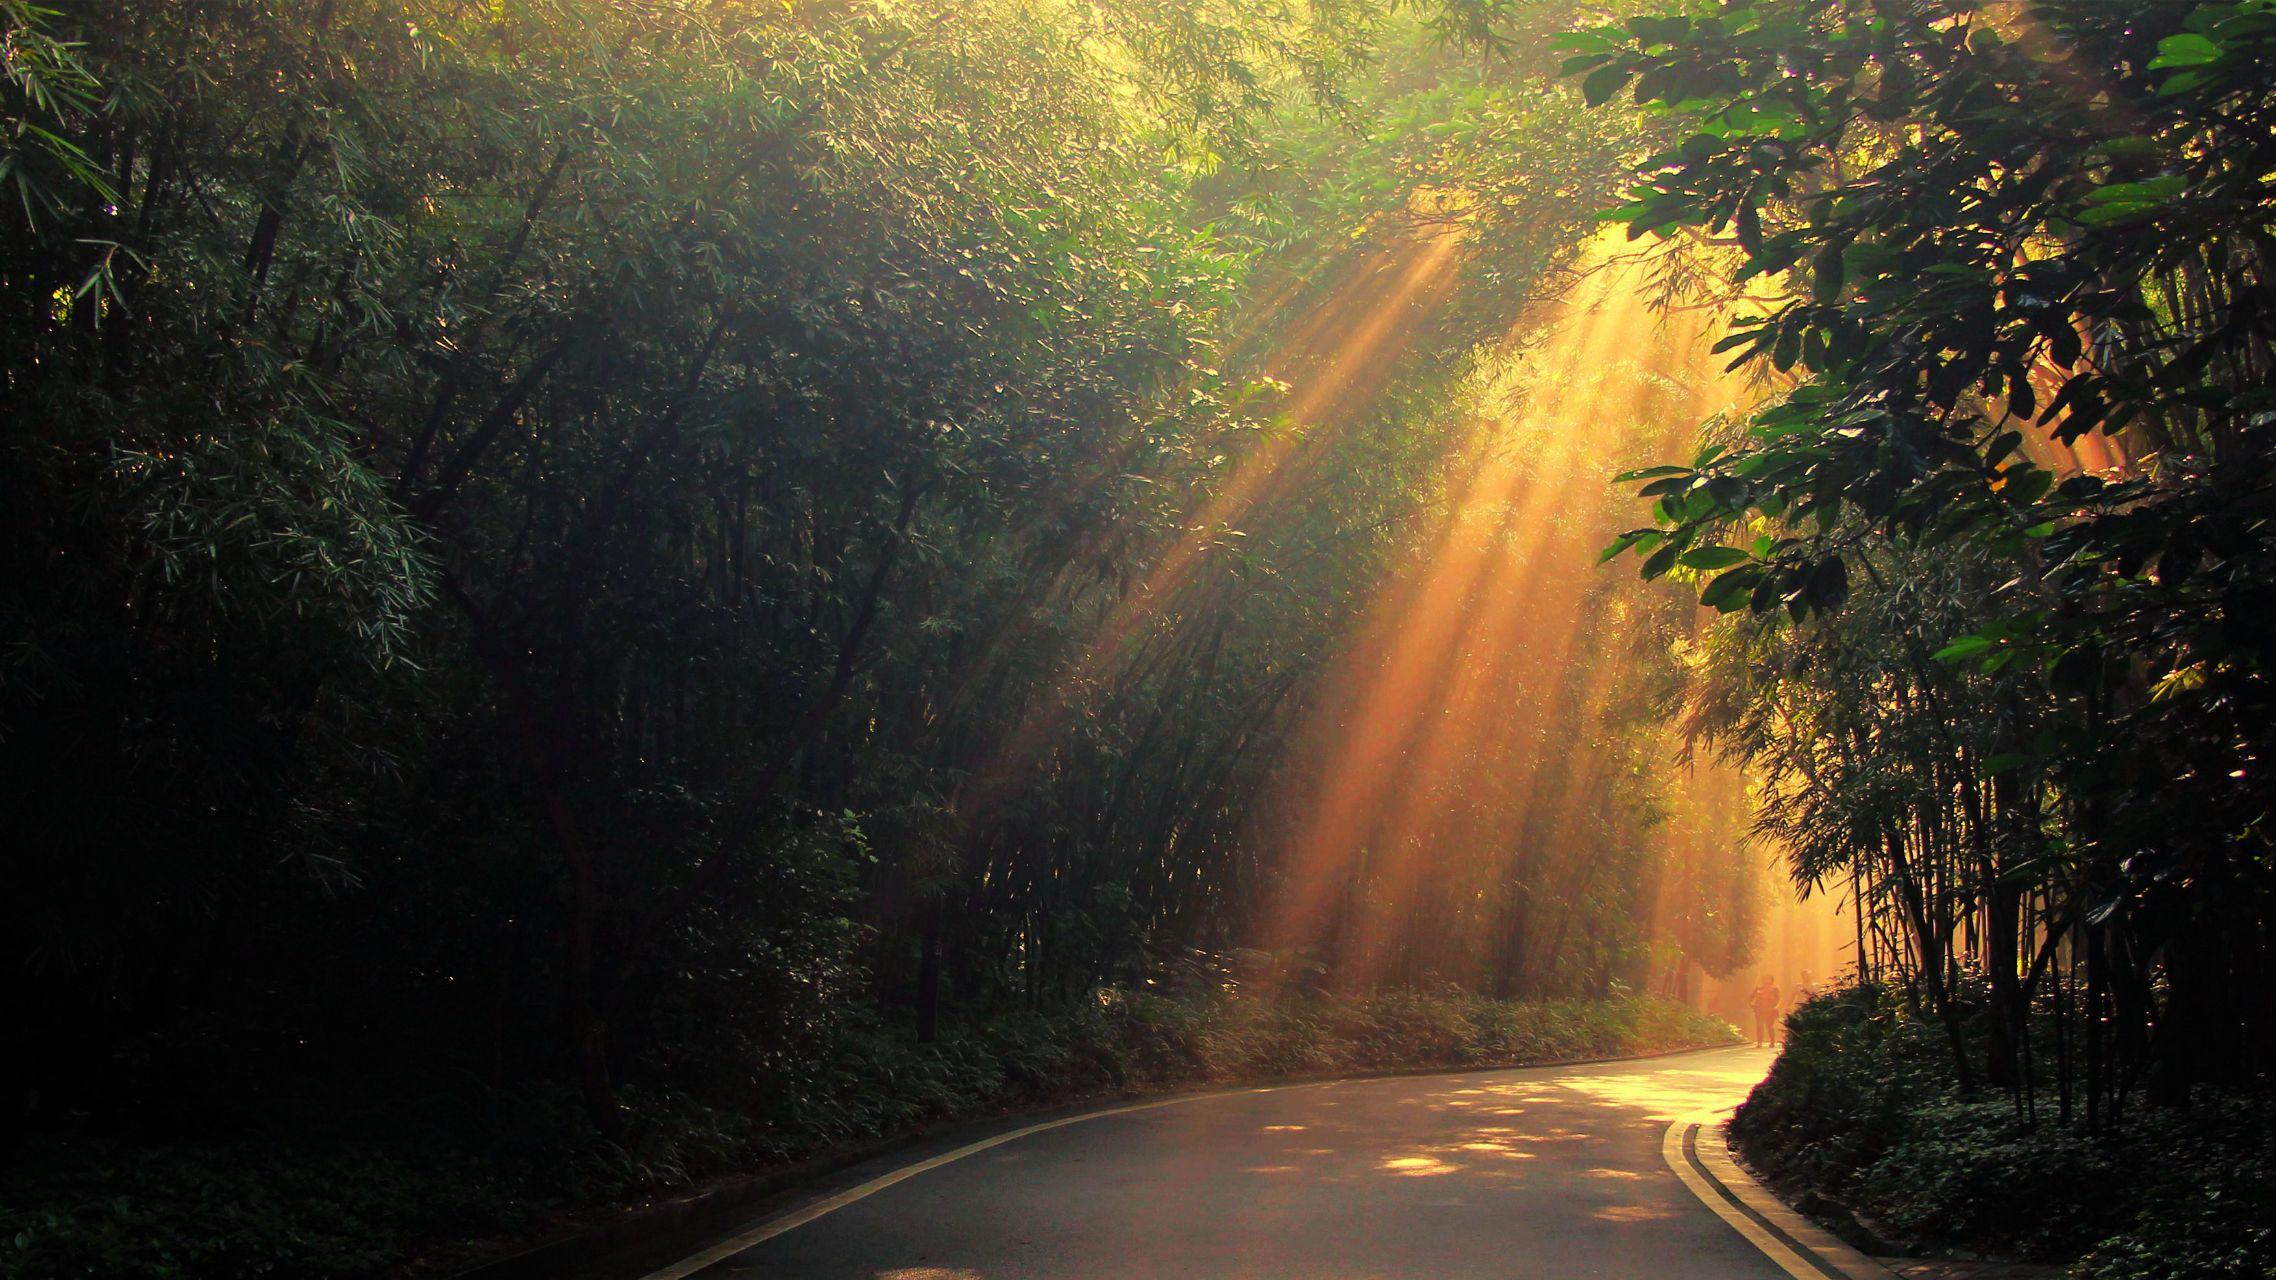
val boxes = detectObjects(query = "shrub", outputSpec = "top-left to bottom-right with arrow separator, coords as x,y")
1732,986 -> 2276,1277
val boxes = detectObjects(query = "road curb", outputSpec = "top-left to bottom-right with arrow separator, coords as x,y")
1664,1110 -> 1899,1280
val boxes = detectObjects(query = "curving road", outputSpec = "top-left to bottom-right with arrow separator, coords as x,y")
641,1046 -> 1783,1280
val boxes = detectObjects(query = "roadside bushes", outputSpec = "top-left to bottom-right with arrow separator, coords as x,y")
761,989 -> 1736,1146
1154,990 -> 1734,1082
2076,1137 -> 2276,1280
1727,985 -> 1945,1198
0,993 -> 1732,1279
1732,987 -> 2276,1279
0,1114 -> 556,1280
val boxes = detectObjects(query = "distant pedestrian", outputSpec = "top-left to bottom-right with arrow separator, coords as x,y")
1749,974 -> 1782,1047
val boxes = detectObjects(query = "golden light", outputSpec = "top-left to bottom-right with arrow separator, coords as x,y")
952,208 -> 1470,824
1258,231 -> 1758,989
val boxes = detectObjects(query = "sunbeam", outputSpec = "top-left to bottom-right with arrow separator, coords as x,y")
1256,232 -> 1780,994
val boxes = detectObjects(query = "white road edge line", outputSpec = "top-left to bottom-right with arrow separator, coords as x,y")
635,1083 -> 1305,1280
1662,1111 -> 1898,1280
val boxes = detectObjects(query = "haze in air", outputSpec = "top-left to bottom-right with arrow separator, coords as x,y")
1,2 -> 2269,1278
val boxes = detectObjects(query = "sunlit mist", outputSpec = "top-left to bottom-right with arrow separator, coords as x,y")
1256,232 -> 1777,997
951,206 -> 1470,821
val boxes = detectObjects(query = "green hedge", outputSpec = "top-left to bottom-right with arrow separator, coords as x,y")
1730,985 -> 2276,1280
2,993 -> 1734,1279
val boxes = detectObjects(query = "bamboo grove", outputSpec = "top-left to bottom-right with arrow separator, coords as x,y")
1577,0 -> 2276,1117
1,0 -> 1770,1147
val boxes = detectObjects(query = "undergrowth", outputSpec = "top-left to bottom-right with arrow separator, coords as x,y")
1730,985 -> 2276,1280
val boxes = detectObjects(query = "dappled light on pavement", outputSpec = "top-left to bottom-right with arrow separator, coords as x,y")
1549,1055 -> 1773,1122
1594,1204 -> 1681,1223
1380,1154 -> 1461,1176
728,1049 -> 1781,1278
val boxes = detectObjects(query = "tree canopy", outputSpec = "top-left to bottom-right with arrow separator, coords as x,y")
2,0 -> 1755,1169
1575,0 -> 2276,1107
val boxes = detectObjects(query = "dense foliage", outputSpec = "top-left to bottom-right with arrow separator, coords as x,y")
1,1 -> 1764,1272
1734,988 -> 2275,1279
1571,0 -> 2276,1109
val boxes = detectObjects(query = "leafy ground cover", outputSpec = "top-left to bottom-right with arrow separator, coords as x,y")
1,993 -> 1733,1280
1732,988 -> 2276,1280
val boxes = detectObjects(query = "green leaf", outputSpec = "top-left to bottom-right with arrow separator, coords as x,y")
2148,32 -> 2223,68
2156,68 -> 2214,96
1614,464 -> 1691,483
2002,466 -> 2055,506
2091,137 -> 2165,164
1978,752 -> 2037,778
1583,65 -> 1633,107
1679,545 -> 1751,571
2076,174 -> 2188,224
1640,542 -> 1681,580
1700,565 -> 1763,611
1810,240 -> 1845,305
1933,634 -> 1996,662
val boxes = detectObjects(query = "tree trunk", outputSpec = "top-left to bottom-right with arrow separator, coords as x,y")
916,897 -> 944,1044
1984,876 -> 2025,1092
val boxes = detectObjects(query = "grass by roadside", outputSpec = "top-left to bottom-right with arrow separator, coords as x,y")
1,992 -> 1736,1280
1730,985 -> 2276,1280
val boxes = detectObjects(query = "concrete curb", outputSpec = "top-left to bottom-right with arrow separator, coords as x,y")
1664,1109 -> 1899,1280
441,1037 -> 1745,1280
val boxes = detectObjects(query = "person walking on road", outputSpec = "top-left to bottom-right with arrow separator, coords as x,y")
1749,974 -> 1782,1048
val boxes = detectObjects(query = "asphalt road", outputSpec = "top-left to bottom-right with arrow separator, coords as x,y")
652,1045 -> 1784,1280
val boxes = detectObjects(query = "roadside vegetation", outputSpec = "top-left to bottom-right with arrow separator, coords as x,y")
1583,0 -> 2276,1108
1736,987 -> 2273,1279
1566,0 -> 2276,1273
